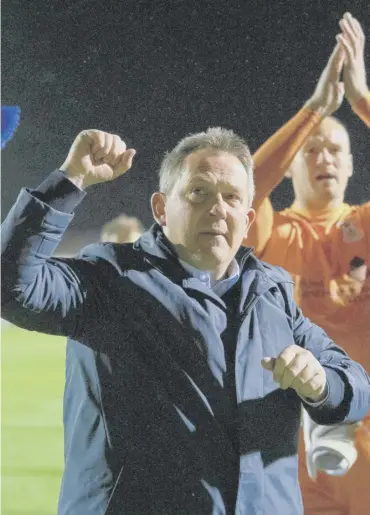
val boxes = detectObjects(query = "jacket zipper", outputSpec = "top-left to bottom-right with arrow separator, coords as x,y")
235,293 -> 261,404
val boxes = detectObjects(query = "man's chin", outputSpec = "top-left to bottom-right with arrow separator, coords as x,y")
194,247 -> 228,268
315,181 -> 339,196
313,187 -> 338,204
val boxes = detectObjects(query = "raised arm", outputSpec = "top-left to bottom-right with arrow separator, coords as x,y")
246,44 -> 345,252
1,130 -> 136,337
337,12 -> 370,127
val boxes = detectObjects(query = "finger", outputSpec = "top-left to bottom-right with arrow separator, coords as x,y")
340,19 -> 357,50
344,13 -> 364,42
336,34 -> 354,62
335,81 -> 345,106
278,367 -> 296,390
352,17 -> 365,43
105,135 -> 124,167
87,130 -> 106,155
299,373 -> 326,399
261,357 -> 276,371
94,132 -> 109,161
279,354 -> 308,390
113,148 -> 136,175
273,346 -> 298,382
112,138 -> 127,168
101,134 -> 116,164
337,81 -> 345,96
290,363 -> 317,392
327,43 -> 345,77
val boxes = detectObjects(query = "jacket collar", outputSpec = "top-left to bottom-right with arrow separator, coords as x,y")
134,224 -> 284,297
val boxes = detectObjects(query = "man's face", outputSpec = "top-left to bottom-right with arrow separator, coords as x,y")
153,150 -> 255,273
290,118 -> 353,209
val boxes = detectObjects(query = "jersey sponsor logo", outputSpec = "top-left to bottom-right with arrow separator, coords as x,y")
338,220 -> 364,243
349,257 -> 368,282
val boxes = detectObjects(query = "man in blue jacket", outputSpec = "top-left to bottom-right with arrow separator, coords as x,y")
1,127 -> 369,515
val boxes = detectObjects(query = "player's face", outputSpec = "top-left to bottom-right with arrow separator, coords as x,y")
291,118 -> 353,209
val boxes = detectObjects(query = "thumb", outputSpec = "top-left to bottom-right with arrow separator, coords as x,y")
125,148 -> 136,164
328,43 -> 345,76
114,148 -> 136,174
261,357 -> 276,371
337,81 -> 345,96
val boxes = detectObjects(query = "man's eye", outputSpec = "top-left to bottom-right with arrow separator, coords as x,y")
306,148 -> 317,154
191,188 -> 207,195
226,194 -> 241,202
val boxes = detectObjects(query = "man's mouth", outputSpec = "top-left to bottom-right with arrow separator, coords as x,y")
201,232 -> 225,236
316,173 -> 336,181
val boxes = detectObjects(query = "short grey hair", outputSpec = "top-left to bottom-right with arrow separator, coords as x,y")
159,127 -> 255,205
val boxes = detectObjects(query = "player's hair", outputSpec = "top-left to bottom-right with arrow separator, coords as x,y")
158,127 -> 255,205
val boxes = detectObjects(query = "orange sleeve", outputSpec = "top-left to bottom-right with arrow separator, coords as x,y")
245,198 -> 274,255
352,91 -> 370,127
252,107 -> 321,209
244,107 -> 320,253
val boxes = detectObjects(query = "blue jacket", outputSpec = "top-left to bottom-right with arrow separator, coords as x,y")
2,171 -> 370,515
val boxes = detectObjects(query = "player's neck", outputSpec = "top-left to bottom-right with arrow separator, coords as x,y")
294,196 -> 345,213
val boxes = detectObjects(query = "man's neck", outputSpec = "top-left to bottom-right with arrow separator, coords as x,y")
176,253 -> 230,282
293,196 -> 345,213
160,229 -> 231,281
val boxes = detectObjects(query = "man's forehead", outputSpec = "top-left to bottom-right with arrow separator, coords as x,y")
306,120 -> 350,148
185,149 -> 244,174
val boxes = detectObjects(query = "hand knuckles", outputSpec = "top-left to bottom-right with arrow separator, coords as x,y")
309,377 -> 323,390
290,369 -> 304,381
295,354 -> 309,367
278,356 -> 291,368
286,362 -> 301,375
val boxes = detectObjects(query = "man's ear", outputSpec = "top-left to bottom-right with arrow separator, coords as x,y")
151,192 -> 167,226
244,208 -> 256,238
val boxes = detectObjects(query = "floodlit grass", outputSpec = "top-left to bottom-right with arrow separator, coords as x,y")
2,327 -> 66,515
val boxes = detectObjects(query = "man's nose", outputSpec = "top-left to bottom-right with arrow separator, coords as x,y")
209,195 -> 227,218
317,148 -> 333,165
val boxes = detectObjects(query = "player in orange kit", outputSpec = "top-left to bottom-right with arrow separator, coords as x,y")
246,12 -> 370,515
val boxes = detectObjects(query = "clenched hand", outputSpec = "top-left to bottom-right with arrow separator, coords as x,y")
262,345 -> 327,402
60,130 -> 136,189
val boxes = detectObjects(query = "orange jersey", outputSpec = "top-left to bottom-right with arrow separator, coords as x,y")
246,93 -> 370,369
256,201 -> 370,366
248,93 -> 370,512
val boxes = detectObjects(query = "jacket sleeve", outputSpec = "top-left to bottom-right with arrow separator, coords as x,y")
277,276 -> 370,425
291,296 -> 370,425
1,170 -> 118,338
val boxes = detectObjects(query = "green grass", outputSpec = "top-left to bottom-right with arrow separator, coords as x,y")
2,327 -> 66,515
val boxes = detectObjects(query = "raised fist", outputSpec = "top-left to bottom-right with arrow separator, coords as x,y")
60,130 -> 136,189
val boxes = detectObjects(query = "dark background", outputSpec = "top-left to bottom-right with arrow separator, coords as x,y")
2,0 -> 369,235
